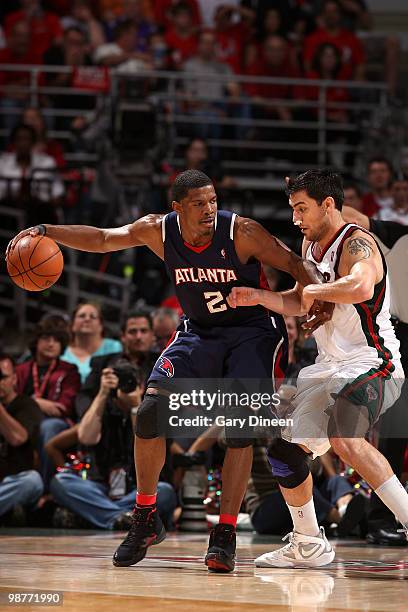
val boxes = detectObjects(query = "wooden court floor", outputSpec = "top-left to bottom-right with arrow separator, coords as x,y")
0,529 -> 407,611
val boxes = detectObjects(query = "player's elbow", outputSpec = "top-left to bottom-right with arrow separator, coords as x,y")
354,279 -> 374,303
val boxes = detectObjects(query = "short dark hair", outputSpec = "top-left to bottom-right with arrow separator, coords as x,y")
368,157 -> 394,174
113,19 -> 136,41
343,181 -> 362,198
122,309 -> 153,332
29,318 -> 70,356
0,353 -> 16,369
286,169 -> 344,211
172,169 -> 213,202
10,123 -> 37,144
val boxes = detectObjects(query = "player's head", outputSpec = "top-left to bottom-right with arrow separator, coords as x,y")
172,169 -> 217,237
286,169 -> 344,241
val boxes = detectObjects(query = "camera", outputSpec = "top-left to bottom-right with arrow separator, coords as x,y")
112,361 -> 140,394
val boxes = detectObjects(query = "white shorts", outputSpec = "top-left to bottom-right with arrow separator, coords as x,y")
281,359 -> 404,458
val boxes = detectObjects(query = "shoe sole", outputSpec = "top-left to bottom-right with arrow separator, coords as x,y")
112,526 -> 167,567
205,553 -> 235,573
255,549 -> 335,568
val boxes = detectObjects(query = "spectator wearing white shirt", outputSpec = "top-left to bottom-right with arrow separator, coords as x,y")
93,19 -> 152,74
377,178 -> 408,225
0,124 -> 64,225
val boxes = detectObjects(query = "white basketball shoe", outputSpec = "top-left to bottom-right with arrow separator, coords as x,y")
254,527 -> 335,568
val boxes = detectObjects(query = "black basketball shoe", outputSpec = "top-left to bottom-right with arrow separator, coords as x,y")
112,505 -> 166,567
205,523 -> 236,572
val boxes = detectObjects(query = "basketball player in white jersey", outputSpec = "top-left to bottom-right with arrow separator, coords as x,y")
228,169 -> 408,567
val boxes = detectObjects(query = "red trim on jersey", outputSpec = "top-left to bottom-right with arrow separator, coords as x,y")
164,331 -> 176,350
373,283 -> 386,313
359,301 -> 392,365
311,223 -> 348,262
259,266 -> 271,291
274,345 -> 285,389
183,240 -> 212,253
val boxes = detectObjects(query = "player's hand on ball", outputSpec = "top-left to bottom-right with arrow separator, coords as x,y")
6,225 -> 45,259
227,286 -> 261,308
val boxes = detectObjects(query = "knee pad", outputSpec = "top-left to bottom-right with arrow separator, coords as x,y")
135,393 -> 168,439
267,438 -> 310,489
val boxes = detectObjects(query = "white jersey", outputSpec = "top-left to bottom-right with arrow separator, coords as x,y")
306,223 -> 401,369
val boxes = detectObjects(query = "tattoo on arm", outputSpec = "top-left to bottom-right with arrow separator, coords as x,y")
347,237 -> 373,259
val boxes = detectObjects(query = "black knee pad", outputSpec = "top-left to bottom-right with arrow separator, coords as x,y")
135,393 -> 168,439
267,438 -> 310,489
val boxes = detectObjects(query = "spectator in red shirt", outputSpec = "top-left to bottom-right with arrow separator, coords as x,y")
213,3 -> 255,74
304,0 -> 365,81
153,0 -> 201,30
0,21 -> 42,131
244,35 -> 300,122
4,0 -> 63,58
164,2 -> 198,70
362,158 -> 395,217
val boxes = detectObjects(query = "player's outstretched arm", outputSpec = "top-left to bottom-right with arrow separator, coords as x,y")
302,232 -> 378,305
234,217 -> 323,287
227,285 -> 307,316
6,214 -> 165,260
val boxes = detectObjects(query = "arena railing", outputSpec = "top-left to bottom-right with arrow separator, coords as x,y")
0,64 -> 389,174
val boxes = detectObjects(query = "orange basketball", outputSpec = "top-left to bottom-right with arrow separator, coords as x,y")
7,235 -> 64,292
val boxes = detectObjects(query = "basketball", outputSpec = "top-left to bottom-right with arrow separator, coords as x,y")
7,235 -> 64,292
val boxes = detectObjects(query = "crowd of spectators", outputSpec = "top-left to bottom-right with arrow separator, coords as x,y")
1,300 -> 406,540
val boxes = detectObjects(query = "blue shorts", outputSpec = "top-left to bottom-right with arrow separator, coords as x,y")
148,316 -> 288,386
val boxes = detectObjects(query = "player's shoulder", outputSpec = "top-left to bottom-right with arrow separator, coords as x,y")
134,213 -> 167,231
233,215 -> 262,239
342,227 -> 378,259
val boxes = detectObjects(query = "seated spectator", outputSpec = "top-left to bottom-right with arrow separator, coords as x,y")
4,0 -> 63,58
10,107 -> 66,168
62,302 -> 122,383
0,354 -> 44,526
344,181 -> 363,211
245,7 -> 287,69
165,2 -> 198,70
94,19 -> 152,72
0,123 -> 65,226
376,178 -> 408,224
182,30 -> 245,142
152,307 -> 180,352
361,158 -> 394,217
213,3 -> 255,74
61,0 -> 106,53
15,318 -> 80,489
49,311 -> 175,530
0,21 -> 42,130
304,0 -> 365,81
167,138 -> 236,192
153,0 -> 201,30
305,43 -> 349,122
110,0 -> 156,52
336,0 -> 372,31
43,27 -> 99,130
244,35 -> 300,122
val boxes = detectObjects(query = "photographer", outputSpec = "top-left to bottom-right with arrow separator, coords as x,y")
0,354 -> 44,525
49,313 -> 176,530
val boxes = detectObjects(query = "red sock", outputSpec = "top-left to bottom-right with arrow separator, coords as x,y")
136,492 -> 157,506
219,514 -> 237,528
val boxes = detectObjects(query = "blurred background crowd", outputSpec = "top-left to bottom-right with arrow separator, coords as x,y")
0,0 -> 408,543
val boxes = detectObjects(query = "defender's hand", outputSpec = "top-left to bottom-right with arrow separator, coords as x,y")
302,299 -> 334,335
227,286 -> 261,308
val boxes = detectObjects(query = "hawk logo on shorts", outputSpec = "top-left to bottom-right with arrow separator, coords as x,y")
158,356 -> 175,377
366,384 -> 378,402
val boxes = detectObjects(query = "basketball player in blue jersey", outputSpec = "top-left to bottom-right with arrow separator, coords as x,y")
228,169 -> 408,568
7,169 -> 330,572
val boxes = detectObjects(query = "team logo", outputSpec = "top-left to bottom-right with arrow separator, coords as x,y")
158,356 -> 175,377
366,384 -> 378,402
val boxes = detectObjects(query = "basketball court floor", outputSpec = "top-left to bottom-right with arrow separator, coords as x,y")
1,529 -> 407,611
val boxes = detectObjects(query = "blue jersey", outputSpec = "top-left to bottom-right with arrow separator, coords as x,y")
163,210 -> 273,328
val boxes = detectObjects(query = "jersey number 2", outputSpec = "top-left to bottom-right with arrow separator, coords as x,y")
204,291 -> 227,313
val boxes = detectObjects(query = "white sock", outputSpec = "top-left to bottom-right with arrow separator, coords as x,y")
287,498 -> 320,536
375,475 -> 408,528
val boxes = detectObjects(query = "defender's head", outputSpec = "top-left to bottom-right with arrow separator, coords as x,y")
171,169 -> 216,237
286,169 -> 344,242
